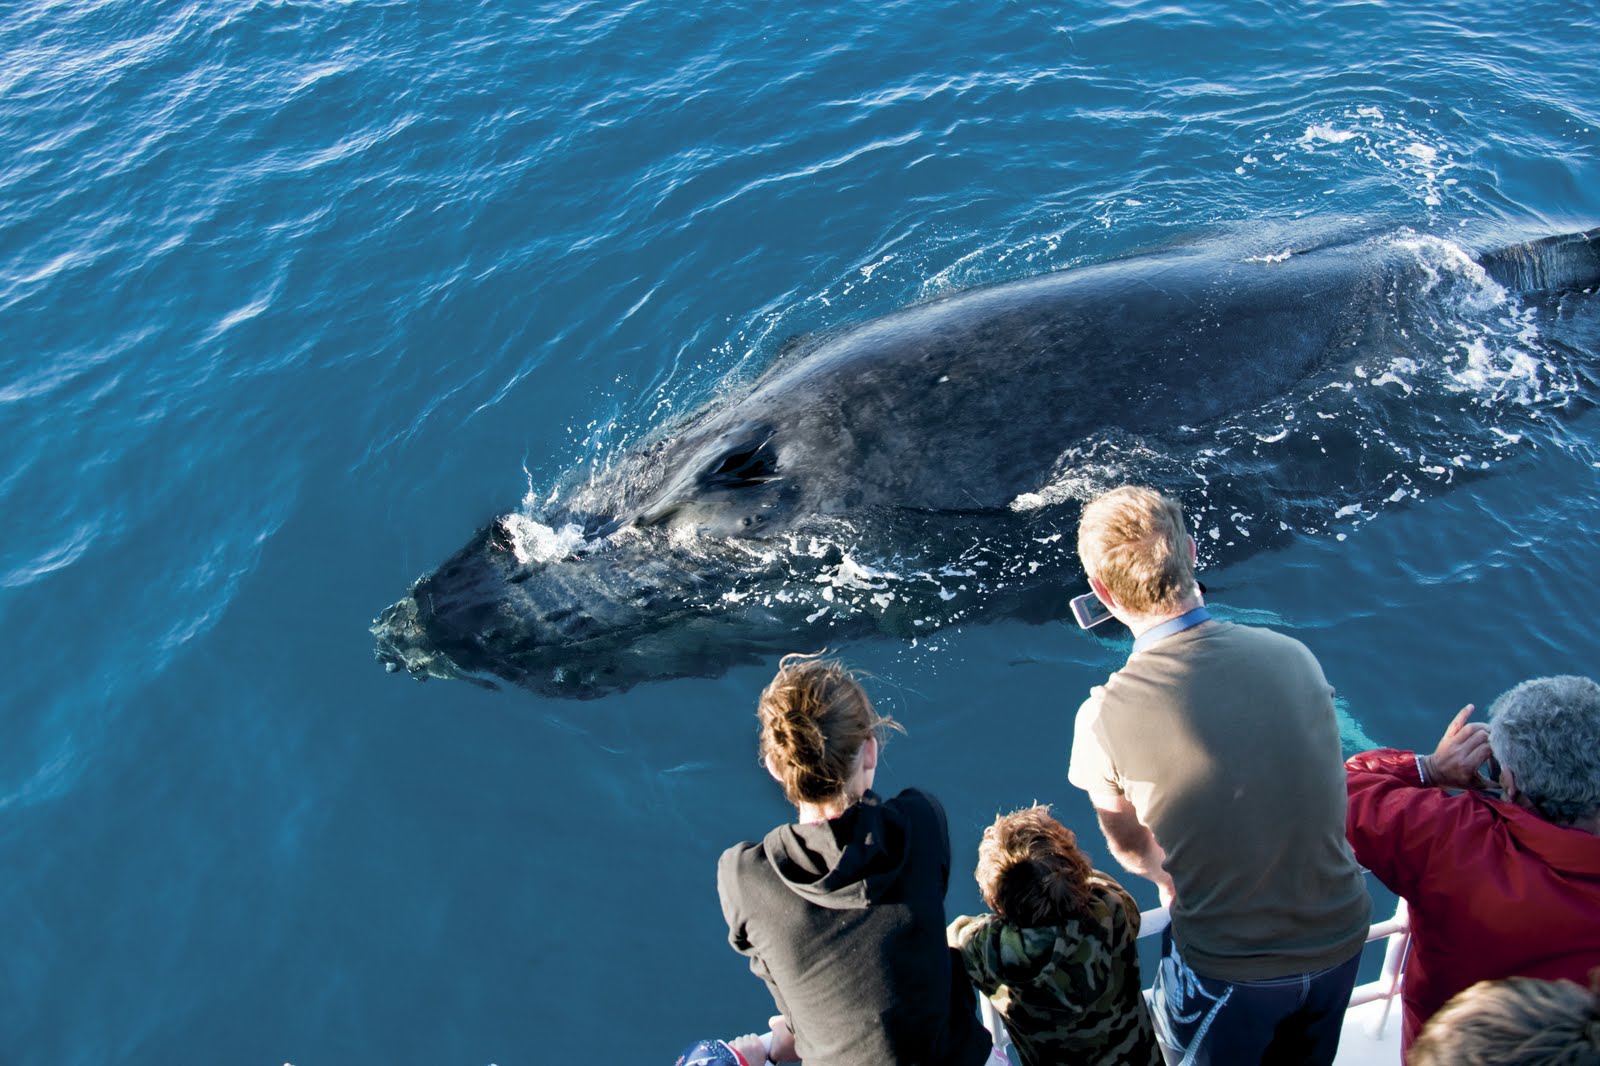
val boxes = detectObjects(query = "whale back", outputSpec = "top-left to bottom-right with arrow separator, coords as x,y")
620,238 -> 1384,525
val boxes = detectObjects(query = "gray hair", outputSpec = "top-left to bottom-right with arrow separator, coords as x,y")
1489,676 -> 1600,827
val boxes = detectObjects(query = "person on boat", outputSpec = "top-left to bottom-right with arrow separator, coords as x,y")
717,653 -> 995,1066
947,803 -> 1162,1066
1066,486 -> 1370,1066
1408,969 -> 1600,1066
1345,675 -> 1600,1057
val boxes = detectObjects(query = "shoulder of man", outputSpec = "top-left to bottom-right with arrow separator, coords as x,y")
1179,621 -> 1333,692
1221,619 -> 1324,660
1067,686 -> 1123,801
1069,684 -> 1116,738
1076,680 -> 1110,710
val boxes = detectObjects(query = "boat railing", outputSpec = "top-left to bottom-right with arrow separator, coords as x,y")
979,898 -> 1411,1058
1343,898 -> 1411,1040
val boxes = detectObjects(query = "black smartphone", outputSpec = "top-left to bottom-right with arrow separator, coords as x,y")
1069,590 -> 1113,629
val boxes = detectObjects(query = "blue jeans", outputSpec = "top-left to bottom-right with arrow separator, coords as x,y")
1150,931 -> 1361,1066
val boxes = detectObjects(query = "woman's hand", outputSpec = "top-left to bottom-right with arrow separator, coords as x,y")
1420,704 -> 1493,790
726,1034 -> 768,1065
766,1015 -> 798,1064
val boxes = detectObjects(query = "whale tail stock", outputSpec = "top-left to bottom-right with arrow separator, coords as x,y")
1478,226 -> 1600,295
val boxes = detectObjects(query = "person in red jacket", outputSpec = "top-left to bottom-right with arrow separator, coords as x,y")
1345,675 -> 1600,1059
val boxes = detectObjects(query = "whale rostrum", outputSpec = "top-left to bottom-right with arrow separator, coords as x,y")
374,224 -> 1600,698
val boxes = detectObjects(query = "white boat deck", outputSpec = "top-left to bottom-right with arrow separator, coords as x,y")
1332,998 -> 1403,1065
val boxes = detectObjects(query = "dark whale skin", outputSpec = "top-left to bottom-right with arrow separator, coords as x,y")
373,225 -> 1600,698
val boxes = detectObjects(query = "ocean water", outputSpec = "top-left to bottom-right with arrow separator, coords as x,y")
3,0 -> 1597,1061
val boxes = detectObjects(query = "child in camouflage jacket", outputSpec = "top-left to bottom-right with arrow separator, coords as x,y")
948,805 -> 1162,1066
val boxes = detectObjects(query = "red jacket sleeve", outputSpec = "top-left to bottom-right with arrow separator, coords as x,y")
1344,748 -> 1475,899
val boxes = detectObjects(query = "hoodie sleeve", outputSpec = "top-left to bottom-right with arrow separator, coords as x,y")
718,842 -> 786,1017
947,913 -> 1003,996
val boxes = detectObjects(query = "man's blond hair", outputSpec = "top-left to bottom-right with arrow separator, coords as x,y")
1076,486 -> 1194,615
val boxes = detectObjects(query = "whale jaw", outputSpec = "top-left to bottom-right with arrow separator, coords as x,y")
371,596 -> 500,691
369,517 -> 788,699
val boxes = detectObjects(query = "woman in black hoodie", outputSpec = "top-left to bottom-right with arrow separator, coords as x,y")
717,653 -> 996,1066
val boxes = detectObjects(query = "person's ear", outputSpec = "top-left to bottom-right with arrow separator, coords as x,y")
1089,575 -> 1116,610
860,734 -> 879,772
1189,534 -> 1198,566
764,753 -> 784,784
1500,765 -> 1540,813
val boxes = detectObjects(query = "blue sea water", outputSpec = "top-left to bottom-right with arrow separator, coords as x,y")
3,0 -> 1598,1061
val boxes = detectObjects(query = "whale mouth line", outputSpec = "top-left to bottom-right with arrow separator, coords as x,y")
371,566 -> 744,691
373,638 -> 501,691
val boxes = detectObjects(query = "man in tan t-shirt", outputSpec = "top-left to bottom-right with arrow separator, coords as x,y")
1067,486 -> 1370,1066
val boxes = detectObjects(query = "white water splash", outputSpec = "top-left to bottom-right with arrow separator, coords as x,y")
1290,107 -> 1458,209
500,514 -> 588,565
818,554 -> 898,590
1301,124 -> 1358,145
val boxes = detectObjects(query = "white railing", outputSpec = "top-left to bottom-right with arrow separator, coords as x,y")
1344,898 -> 1411,1039
981,898 -> 1411,1058
1133,897 -> 1411,1011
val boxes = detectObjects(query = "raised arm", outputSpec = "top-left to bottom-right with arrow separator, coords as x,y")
1346,705 -> 1494,896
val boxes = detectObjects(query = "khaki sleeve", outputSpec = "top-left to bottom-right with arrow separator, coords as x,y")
1067,686 -> 1124,803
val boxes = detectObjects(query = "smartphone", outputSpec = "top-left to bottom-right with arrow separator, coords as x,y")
1070,590 -> 1113,629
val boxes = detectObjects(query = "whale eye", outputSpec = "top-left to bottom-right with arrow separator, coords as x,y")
703,434 -> 779,489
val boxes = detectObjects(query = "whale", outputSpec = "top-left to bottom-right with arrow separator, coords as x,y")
373,223 -> 1600,698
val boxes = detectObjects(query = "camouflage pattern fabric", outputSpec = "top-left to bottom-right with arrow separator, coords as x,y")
948,872 -> 1163,1066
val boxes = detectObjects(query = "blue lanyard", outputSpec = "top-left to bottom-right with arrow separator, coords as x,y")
1132,606 -> 1212,653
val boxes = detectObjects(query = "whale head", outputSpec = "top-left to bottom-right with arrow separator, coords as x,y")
370,414 -> 864,698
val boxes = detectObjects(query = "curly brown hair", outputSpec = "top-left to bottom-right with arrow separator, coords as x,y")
976,804 -> 1096,926
757,652 -> 902,807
